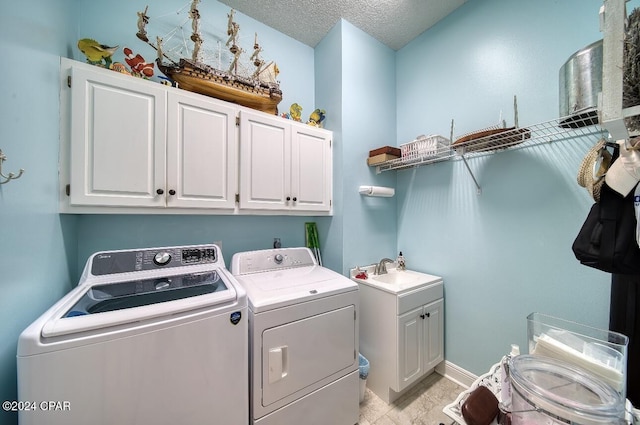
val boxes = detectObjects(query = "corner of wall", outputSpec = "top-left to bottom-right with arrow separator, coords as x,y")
315,21 -> 345,273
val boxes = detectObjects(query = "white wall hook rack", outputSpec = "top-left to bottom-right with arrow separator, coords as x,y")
0,149 -> 25,184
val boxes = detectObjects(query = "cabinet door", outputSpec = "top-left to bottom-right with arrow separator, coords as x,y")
167,93 -> 237,209
423,299 -> 444,371
70,65 -> 166,207
396,306 -> 424,392
291,125 -> 332,212
239,110 -> 291,210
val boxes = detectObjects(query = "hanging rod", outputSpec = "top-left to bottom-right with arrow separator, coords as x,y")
0,149 -> 24,184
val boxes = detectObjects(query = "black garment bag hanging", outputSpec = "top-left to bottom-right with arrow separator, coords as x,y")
610,273 -> 640,406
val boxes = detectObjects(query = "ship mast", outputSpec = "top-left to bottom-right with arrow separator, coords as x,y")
188,0 -> 203,62
250,33 -> 265,80
226,9 -> 242,75
136,5 -> 150,42
135,5 -> 178,66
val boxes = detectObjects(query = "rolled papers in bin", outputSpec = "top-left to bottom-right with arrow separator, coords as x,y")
531,331 -> 624,392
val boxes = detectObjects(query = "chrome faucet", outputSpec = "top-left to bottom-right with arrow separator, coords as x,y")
375,258 -> 394,275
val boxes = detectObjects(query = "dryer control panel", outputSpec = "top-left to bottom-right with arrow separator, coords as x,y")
90,245 -> 218,276
231,247 -> 316,275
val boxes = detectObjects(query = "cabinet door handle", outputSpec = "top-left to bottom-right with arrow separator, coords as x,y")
292,197 -> 297,202
426,312 -> 430,318
420,314 -> 425,319
286,196 -> 291,201
156,188 -> 164,195
168,189 -> 176,196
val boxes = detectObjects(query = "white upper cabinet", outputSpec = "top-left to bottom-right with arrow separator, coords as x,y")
69,62 -> 167,208
239,110 -> 291,210
291,125 -> 332,211
166,92 -> 237,209
60,58 -> 332,215
239,109 -> 332,212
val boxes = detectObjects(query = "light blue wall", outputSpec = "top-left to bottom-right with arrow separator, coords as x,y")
76,215 -> 327,273
0,1 -> 78,424
315,22 -> 345,272
396,0 -> 606,137
339,21 -> 397,274
394,0 -> 630,375
314,21 -> 397,276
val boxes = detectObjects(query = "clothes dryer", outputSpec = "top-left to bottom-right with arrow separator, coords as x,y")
17,244 -> 248,425
231,247 -> 359,425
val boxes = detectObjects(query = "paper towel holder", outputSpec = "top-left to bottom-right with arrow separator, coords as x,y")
358,185 -> 395,197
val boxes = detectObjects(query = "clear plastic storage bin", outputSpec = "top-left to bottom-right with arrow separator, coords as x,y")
527,312 -> 628,398
510,354 -> 627,425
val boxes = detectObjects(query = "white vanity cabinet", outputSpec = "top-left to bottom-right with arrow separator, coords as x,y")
238,109 -> 332,212
354,270 -> 444,404
62,58 -> 237,211
397,298 -> 444,389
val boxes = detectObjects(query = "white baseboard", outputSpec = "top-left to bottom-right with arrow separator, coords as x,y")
435,360 -> 477,388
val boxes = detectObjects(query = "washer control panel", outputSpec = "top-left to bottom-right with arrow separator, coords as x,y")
91,245 -> 218,276
232,247 -> 316,275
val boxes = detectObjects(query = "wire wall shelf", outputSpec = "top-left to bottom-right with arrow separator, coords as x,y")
375,110 -> 605,175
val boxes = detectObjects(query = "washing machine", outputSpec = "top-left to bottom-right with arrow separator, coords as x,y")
231,247 -> 359,425
17,244 -> 248,425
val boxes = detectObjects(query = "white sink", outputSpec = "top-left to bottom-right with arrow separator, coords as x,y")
351,265 -> 442,294
370,269 -> 430,285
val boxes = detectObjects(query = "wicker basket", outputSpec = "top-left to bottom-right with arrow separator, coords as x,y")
400,134 -> 451,162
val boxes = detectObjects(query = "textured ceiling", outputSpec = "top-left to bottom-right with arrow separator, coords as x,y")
217,0 -> 467,51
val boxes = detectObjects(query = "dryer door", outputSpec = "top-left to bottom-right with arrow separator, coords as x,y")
261,305 -> 356,406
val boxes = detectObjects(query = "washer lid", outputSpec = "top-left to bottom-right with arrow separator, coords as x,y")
67,271 -> 227,316
40,271 -> 238,338
234,265 -> 357,313
510,354 -> 625,424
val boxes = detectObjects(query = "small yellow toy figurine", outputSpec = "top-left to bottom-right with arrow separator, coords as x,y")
289,103 -> 302,122
77,38 -> 119,68
307,109 -> 326,127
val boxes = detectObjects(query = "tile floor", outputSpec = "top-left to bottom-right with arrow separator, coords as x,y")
358,373 -> 465,425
